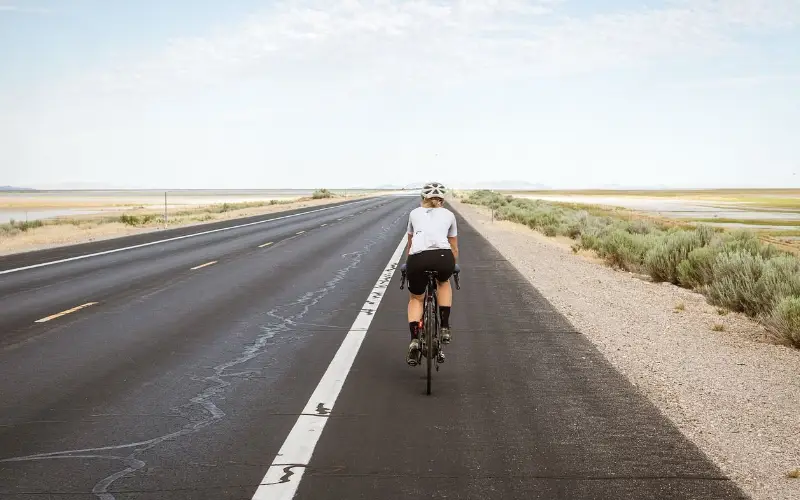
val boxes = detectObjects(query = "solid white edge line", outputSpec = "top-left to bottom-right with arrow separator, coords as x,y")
250,235 -> 406,500
0,199 -> 373,276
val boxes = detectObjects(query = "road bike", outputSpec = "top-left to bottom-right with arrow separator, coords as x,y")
400,265 -> 460,395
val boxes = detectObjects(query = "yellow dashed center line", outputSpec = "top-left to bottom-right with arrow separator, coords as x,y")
191,261 -> 218,270
259,241 -> 274,248
35,302 -> 98,323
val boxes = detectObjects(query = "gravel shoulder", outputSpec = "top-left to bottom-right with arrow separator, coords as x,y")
453,200 -> 800,500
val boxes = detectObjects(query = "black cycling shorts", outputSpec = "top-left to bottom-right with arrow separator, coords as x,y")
406,249 -> 456,295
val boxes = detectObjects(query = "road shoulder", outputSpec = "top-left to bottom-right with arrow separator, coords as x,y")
452,199 -> 800,500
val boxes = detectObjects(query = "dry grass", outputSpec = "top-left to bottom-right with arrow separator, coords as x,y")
712,323 -> 726,332
675,302 -> 686,312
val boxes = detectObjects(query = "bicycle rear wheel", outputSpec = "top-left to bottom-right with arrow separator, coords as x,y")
424,294 -> 436,395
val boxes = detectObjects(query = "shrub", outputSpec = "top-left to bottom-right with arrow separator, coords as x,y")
120,214 -> 140,226
19,219 -> 44,231
765,296 -> 800,347
677,245 -> 719,289
312,189 -> 334,199
119,214 -> 156,226
627,219 -> 657,235
0,223 -> 21,237
707,251 -> 766,316
2,219 -> 44,232
594,229 -> 652,272
695,224 -> 716,246
720,230 -> 779,259
645,230 -> 704,284
755,255 -> 800,312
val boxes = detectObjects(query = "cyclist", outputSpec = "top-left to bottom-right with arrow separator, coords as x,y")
403,182 -> 459,366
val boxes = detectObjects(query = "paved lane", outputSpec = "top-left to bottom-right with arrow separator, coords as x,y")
0,198 -> 747,499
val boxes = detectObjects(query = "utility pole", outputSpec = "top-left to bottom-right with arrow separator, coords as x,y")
164,192 -> 167,229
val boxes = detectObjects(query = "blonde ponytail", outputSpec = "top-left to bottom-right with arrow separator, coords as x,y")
422,197 -> 444,209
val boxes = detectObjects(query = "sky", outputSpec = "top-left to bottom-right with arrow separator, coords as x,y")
1,0 -> 799,190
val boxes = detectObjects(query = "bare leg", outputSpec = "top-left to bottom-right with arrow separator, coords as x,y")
437,280 -> 452,307
408,293 -> 424,323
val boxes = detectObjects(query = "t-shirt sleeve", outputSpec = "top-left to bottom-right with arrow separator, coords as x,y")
448,212 -> 458,237
407,214 -> 414,235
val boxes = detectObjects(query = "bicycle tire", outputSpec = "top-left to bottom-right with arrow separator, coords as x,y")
425,293 -> 435,395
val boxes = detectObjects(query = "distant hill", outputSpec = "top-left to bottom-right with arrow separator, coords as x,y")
0,185 -> 35,191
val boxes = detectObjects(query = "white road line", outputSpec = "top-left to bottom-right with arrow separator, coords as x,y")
259,242 -> 274,248
320,224 -> 327,227
251,236 -> 405,500
0,200 -> 373,276
35,302 -> 99,323
296,231 -> 305,235
190,261 -> 217,270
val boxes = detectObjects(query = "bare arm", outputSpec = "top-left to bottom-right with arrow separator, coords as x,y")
448,236 -> 459,262
405,213 -> 414,257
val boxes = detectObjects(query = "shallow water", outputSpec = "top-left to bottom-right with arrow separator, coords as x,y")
0,209 -> 105,224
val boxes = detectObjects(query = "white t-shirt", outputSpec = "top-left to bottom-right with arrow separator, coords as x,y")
407,206 -> 458,255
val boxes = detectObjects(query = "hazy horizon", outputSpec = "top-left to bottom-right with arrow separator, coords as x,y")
2,1 -> 799,190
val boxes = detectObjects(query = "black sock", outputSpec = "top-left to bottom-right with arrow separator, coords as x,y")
439,306 -> 451,329
409,321 -> 419,339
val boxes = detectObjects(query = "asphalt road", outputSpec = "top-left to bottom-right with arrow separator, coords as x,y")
0,195 -> 748,499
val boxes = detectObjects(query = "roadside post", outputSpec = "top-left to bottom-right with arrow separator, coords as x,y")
164,192 -> 167,229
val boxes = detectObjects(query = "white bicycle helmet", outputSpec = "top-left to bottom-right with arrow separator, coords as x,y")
421,182 -> 447,199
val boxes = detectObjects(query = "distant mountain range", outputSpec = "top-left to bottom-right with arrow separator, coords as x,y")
451,180 -> 550,190
0,185 -> 35,191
